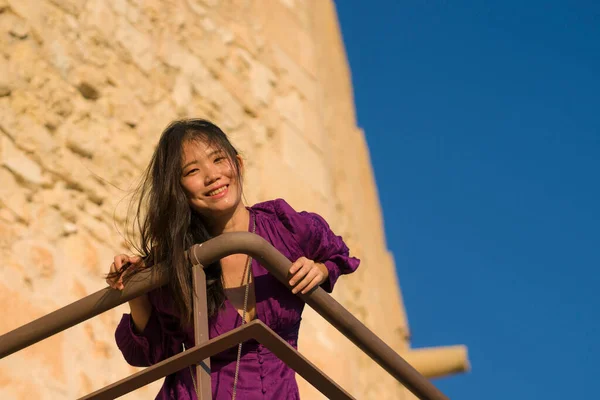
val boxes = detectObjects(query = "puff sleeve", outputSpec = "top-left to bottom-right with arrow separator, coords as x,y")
273,199 -> 360,292
114,293 -> 188,367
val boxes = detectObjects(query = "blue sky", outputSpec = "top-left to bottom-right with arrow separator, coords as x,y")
336,1 -> 599,399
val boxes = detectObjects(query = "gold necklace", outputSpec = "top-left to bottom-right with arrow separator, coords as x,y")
231,212 -> 256,399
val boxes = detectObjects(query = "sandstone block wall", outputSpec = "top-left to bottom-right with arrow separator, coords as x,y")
0,1 -> 411,398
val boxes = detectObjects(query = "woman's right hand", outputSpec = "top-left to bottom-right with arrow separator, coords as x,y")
107,254 -> 152,332
106,254 -> 142,290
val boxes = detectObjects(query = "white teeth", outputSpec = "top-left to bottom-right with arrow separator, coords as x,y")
207,186 -> 227,196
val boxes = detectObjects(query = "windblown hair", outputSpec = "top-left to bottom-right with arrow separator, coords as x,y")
116,119 -> 242,326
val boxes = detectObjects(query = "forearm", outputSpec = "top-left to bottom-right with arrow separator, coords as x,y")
128,295 -> 152,333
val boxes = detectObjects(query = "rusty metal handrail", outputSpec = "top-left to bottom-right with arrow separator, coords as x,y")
0,232 -> 449,400
0,266 -> 168,359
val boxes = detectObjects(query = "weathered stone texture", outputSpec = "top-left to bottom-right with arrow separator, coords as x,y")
0,1 -> 414,398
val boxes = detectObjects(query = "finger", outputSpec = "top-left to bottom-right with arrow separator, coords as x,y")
107,276 -> 120,289
114,255 -> 126,270
289,262 -> 311,286
108,260 -> 127,290
107,262 -> 120,288
107,278 -> 124,290
107,262 -> 116,279
112,261 -> 121,273
288,258 -> 306,275
292,268 -> 318,294
300,275 -> 322,295
129,255 -> 142,264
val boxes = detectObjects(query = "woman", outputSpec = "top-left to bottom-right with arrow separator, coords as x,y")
107,119 -> 359,399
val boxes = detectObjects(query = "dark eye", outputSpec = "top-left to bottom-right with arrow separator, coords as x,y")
185,168 -> 199,176
214,157 -> 225,163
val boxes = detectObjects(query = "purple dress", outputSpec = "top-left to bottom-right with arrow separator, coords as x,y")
115,199 -> 360,399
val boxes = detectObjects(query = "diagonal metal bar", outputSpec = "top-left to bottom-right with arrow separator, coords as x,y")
79,320 -> 353,400
79,320 -> 257,400
252,322 -> 354,399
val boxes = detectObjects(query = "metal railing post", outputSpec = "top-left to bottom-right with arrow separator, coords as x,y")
192,265 -> 212,399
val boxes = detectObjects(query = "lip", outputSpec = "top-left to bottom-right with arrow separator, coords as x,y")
205,184 -> 229,199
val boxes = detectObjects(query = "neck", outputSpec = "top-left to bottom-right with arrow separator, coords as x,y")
206,203 -> 250,236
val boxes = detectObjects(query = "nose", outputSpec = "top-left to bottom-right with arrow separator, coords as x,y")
204,166 -> 220,186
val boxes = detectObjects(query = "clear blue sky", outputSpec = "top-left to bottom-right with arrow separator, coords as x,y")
336,1 -> 599,399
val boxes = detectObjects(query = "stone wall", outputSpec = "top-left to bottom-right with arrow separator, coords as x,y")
0,0 -> 412,398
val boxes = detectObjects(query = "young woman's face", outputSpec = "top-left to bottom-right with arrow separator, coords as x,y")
180,139 -> 243,219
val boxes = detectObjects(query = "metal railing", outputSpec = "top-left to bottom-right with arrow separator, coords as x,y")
0,232 -> 449,400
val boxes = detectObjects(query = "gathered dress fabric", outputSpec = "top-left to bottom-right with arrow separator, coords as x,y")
115,199 -> 360,399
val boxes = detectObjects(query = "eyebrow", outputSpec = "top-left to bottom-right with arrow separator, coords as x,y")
182,160 -> 197,170
207,149 -> 224,157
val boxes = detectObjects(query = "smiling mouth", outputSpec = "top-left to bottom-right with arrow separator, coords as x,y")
207,185 -> 228,196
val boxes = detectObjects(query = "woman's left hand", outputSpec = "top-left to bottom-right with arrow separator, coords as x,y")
288,257 -> 329,294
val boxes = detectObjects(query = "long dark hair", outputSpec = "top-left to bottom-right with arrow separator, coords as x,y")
118,119 -> 243,326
